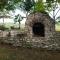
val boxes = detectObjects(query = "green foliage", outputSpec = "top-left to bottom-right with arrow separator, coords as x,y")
43,0 -> 54,12
5,4 -> 15,11
0,0 -> 8,11
57,0 -> 60,2
46,0 -> 60,9
5,0 -> 21,11
0,0 -> 21,11
34,1 -> 45,12
46,0 -> 54,3
21,0 -> 35,12
0,25 -> 9,31
10,26 -> 15,29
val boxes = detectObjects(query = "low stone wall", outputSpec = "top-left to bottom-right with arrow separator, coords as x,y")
0,31 -> 60,50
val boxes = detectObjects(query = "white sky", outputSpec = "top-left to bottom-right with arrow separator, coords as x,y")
49,8 -> 60,19
49,4 -> 60,19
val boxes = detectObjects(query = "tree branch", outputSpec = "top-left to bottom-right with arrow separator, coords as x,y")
55,8 -> 60,17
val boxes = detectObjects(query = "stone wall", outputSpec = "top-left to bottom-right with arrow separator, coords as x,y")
0,12 -> 59,50
0,31 -> 60,50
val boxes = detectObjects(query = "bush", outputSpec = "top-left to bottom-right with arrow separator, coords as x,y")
0,25 -> 9,31
11,26 -> 19,29
11,26 -> 15,29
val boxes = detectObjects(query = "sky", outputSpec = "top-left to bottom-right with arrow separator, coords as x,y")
49,4 -> 60,19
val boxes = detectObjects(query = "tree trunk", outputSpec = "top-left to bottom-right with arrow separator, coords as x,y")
53,1 -> 56,31
26,12 -> 28,19
3,17 -> 4,25
3,11 -> 5,25
19,21 -> 20,29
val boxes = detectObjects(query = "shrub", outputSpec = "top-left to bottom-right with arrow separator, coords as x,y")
11,26 -> 15,29
0,25 -> 9,31
10,26 -> 19,29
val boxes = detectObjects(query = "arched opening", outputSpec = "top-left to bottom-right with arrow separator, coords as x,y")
32,22 -> 45,37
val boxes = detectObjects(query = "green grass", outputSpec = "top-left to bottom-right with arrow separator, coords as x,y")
55,24 -> 60,31
0,23 -> 25,28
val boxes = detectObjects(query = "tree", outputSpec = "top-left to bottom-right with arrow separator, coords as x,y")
32,0 -> 60,21
0,0 -> 21,25
14,14 -> 23,29
20,0 -> 35,17
45,0 -> 60,20
0,0 -> 21,11
56,16 -> 60,24
0,10 -> 10,24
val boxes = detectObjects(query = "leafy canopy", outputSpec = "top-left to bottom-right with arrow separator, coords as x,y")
20,0 -> 35,12
0,0 -> 21,11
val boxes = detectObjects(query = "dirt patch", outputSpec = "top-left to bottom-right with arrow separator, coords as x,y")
0,43 -> 60,60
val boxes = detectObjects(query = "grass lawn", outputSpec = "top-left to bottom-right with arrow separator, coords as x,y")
0,44 -> 60,60
55,24 -> 60,31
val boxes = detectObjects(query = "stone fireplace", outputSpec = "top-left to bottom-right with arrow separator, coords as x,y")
25,12 -> 55,41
